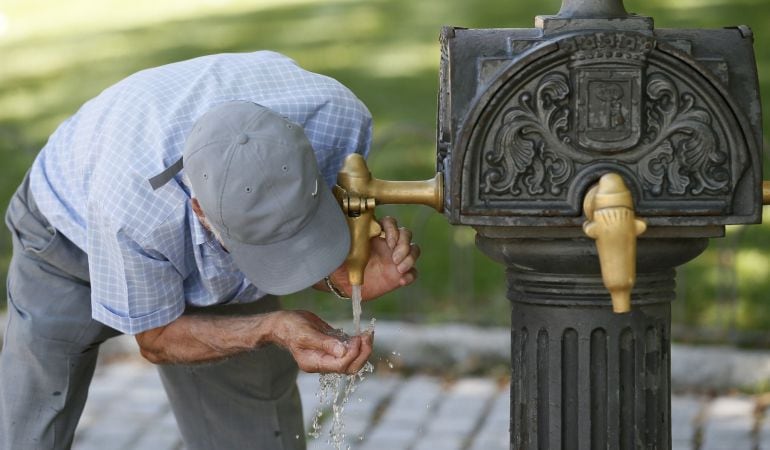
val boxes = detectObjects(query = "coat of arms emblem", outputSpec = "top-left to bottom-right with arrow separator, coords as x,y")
569,33 -> 650,152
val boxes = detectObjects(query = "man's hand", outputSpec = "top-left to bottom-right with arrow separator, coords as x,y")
326,216 -> 420,301
269,310 -> 373,374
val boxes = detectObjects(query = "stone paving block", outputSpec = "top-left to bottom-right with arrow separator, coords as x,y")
74,362 -> 173,450
343,376 -> 403,444
93,359 -> 149,380
359,376 -> 444,449
357,433 -> 414,450
74,397 -> 169,450
307,440 -> 331,450
71,357 -> 770,450
342,416 -> 370,438
671,395 -> 702,447
469,391 -> 509,450
73,421 -> 143,450
307,436 -> 335,450
412,435 -> 466,450
345,374 -> 402,416
471,436 -> 509,450
298,372 -> 325,428
414,377 -> 498,444
756,401 -> 770,450
700,396 -> 756,450
75,368 -> 157,442
353,417 -> 417,449
83,361 -> 152,414
298,371 -> 402,444
373,375 -> 444,426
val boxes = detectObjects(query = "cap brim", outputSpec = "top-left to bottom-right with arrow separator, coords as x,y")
223,181 -> 351,296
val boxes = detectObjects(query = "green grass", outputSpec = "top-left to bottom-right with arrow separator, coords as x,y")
1,0 -> 770,334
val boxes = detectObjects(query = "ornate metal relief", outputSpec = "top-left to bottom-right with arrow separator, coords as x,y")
474,31 -> 746,215
638,73 -> 728,196
482,73 -> 573,197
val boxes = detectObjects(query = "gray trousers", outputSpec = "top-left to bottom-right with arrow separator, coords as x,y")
0,176 -> 306,450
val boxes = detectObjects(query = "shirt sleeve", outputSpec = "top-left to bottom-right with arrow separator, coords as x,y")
88,204 -> 191,335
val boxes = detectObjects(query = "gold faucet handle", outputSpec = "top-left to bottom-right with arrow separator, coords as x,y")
583,173 -> 646,314
334,153 -> 444,289
583,207 -> 647,239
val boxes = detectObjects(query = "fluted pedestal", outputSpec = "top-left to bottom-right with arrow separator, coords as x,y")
476,236 -> 708,450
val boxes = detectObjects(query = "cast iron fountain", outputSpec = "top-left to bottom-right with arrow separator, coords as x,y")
335,0 -> 768,447
437,0 -> 764,447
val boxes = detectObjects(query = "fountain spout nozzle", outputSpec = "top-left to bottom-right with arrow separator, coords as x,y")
334,154 -> 443,288
583,173 -> 647,313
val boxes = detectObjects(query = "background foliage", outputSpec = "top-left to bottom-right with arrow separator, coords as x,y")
1,0 -> 770,340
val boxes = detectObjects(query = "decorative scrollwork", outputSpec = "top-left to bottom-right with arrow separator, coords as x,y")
638,141 -> 688,195
481,73 -> 574,197
639,73 -> 729,195
480,70 -> 730,201
477,34 -> 735,204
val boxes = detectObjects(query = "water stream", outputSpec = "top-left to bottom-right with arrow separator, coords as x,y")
308,284 -> 372,448
351,285 -> 362,335
310,319 -> 376,450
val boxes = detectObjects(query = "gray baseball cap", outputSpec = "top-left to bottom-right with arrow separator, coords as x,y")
183,101 -> 350,295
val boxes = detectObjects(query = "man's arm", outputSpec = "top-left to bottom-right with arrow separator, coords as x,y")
136,216 -> 412,373
135,310 -> 372,374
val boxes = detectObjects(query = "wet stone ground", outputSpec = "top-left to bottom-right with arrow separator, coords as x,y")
72,358 -> 770,450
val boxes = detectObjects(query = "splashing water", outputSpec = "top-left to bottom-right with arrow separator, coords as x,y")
310,319 -> 375,450
351,285 -> 363,335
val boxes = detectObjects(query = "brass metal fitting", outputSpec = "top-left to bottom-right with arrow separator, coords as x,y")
583,173 -> 647,313
334,154 -> 444,288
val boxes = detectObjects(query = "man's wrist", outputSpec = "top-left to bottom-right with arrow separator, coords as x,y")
324,276 -> 351,300
261,311 -> 287,348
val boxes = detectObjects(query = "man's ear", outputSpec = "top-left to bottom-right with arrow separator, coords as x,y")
191,198 -> 205,221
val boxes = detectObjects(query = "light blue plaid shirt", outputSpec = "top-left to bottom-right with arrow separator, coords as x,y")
29,51 -> 372,335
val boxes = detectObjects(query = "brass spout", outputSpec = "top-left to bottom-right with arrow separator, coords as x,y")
334,153 -> 444,288
336,154 -> 444,212
763,181 -> 770,205
583,173 -> 647,313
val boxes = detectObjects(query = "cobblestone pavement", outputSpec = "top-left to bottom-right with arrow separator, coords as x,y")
71,358 -> 769,450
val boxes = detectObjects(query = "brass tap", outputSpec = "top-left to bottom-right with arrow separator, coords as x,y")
334,154 -> 444,288
763,181 -> 770,205
583,173 -> 647,313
